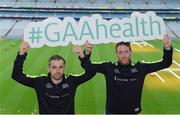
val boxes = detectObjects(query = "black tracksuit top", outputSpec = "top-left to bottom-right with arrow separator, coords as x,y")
12,52 -> 94,114
81,47 -> 173,114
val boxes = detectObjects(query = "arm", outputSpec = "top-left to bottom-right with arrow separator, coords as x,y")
79,53 -> 106,74
70,69 -> 96,86
71,44 -> 102,86
12,41 -> 36,88
143,34 -> 173,74
143,47 -> 173,74
73,42 -> 106,74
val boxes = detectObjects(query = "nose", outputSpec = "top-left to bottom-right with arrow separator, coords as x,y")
56,68 -> 61,73
122,52 -> 126,57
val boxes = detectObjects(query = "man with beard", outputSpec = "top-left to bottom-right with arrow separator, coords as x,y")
74,34 -> 173,114
12,41 -> 95,114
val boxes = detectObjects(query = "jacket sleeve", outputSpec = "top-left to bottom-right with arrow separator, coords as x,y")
142,47 -> 173,74
70,69 -> 96,86
79,52 -> 107,74
11,52 -> 37,88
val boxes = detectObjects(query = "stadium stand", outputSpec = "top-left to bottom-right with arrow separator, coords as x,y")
0,0 -> 180,39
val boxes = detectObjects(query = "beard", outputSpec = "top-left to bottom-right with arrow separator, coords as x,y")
119,58 -> 130,65
52,73 -> 63,80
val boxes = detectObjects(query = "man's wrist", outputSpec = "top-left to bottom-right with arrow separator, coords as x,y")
79,53 -> 85,58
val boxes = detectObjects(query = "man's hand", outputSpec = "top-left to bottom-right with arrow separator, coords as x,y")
19,41 -> 30,55
84,40 -> 93,55
163,34 -> 171,50
73,45 -> 84,58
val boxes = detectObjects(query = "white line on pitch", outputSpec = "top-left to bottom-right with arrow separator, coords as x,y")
168,68 -> 180,79
141,40 -> 154,48
173,60 -> 180,67
161,68 -> 180,71
175,48 -> 180,52
154,72 -> 165,83
132,42 -> 143,47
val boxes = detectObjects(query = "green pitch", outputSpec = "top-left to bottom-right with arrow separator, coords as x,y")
0,39 -> 180,114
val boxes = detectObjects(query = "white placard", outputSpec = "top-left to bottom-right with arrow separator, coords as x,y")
24,11 -> 165,48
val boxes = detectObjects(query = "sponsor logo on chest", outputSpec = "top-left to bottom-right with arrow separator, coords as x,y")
46,83 -> 53,89
62,83 -> 69,89
113,67 -> 138,82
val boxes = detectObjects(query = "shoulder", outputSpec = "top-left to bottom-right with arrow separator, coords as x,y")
96,60 -> 113,66
64,74 -> 76,81
134,61 -> 148,69
32,75 -> 49,82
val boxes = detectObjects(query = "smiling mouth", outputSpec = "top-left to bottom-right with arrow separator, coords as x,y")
55,74 -> 61,77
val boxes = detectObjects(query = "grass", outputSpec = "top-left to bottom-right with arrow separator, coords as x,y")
0,38 -> 180,114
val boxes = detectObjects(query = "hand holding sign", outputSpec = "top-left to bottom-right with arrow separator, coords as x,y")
162,34 -> 171,49
19,41 -> 30,55
73,45 -> 84,58
84,40 -> 93,55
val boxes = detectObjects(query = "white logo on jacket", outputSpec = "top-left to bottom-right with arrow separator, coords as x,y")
62,83 -> 69,89
46,83 -> 53,89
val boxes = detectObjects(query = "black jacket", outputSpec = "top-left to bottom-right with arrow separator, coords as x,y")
80,47 -> 173,114
12,52 -> 95,114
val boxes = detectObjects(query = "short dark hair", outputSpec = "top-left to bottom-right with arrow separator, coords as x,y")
48,55 -> 66,66
115,41 -> 131,52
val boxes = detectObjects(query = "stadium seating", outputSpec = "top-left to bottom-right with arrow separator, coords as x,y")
0,0 -> 180,39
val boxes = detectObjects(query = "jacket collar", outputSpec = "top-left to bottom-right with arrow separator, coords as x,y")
47,73 -> 66,85
116,60 -> 132,68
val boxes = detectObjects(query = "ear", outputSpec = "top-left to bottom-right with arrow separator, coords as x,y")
116,51 -> 118,57
48,66 -> 50,72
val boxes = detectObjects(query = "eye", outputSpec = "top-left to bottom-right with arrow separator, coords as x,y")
52,66 -> 56,69
59,66 -> 64,69
118,51 -> 123,54
125,50 -> 129,53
